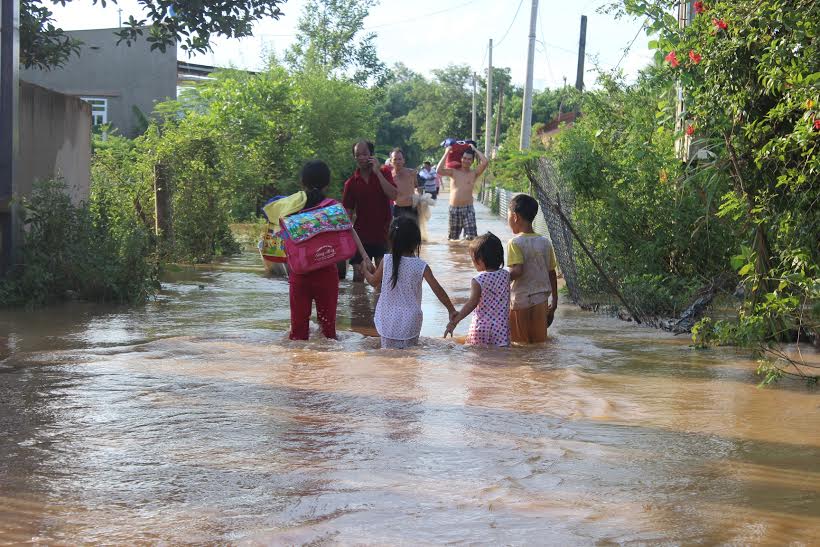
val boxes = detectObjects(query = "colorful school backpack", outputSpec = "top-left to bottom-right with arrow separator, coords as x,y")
441,138 -> 478,168
259,195 -> 289,265
280,199 -> 357,274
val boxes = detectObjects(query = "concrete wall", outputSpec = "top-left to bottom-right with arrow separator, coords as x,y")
20,27 -> 177,138
18,81 -> 91,205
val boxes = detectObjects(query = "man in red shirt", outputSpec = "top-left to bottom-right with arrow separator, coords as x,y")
343,140 -> 398,282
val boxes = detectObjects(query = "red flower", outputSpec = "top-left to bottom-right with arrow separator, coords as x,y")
689,50 -> 702,64
694,1 -> 705,14
686,124 -> 696,136
665,51 -> 680,68
814,119 -> 820,131
713,18 -> 728,30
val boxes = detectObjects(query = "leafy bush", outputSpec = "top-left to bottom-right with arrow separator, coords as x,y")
488,148 -> 544,193
0,179 -> 159,307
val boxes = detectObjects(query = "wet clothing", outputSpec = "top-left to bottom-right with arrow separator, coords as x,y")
448,205 -> 478,240
289,264 -> 339,340
509,300 -> 550,344
374,254 -> 427,344
466,269 -> 511,347
507,232 -> 557,310
393,204 -> 418,219
342,166 -> 396,245
381,336 -> 420,349
506,232 -> 557,344
287,198 -> 343,340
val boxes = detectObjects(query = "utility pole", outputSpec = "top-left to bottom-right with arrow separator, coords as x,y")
493,81 -> 505,152
558,75 -> 567,118
471,72 -> 477,142
484,39 -> 492,158
676,1 -> 694,161
575,15 -> 587,91
519,0 -> 538,150
118,7 -> 123,28
1,0 -> 20,273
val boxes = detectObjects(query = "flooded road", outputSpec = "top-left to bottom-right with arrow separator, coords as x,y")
1,198 -> 818,544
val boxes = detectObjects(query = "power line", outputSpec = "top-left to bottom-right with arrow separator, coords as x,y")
612,18 -> 648,72
537,3 -> 554,85
365,0 -> 482,30
259,0 -> 484,37
493,0 -> 526,48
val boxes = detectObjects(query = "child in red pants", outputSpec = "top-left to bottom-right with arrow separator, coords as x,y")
287,160 -> 370,340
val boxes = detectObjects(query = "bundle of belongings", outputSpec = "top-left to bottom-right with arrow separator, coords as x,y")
259,194 -> 293,276
440,138 -> 478,168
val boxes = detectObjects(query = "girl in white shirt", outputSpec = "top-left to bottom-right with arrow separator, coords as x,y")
364,216 -> 456,348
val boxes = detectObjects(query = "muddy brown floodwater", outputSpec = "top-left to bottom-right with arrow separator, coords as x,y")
1,198 -> 818,545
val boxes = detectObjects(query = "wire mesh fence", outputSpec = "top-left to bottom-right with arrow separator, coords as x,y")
480,165 -> 581,306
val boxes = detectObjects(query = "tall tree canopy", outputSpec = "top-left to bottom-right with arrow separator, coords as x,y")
284,0 -> 386,85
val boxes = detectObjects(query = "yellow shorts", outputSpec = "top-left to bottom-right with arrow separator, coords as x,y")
509,301 -> 549,344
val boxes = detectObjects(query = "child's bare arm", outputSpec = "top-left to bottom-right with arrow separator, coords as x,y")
445,279 -> 481,337
364,259 -> 384,287
451,279 -> 481,324
548,269 -> 558,310
351,228 -> 371,268
424,266 -> 456,316
508,263 -> 524,280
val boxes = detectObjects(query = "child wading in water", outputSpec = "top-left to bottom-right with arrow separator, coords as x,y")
444,233 -> 510,346
364,216 -> 456,349
507,194 -> 558,343
271,160 -> 371,340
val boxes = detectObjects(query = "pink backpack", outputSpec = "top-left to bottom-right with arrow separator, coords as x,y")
280,199 -> 357,274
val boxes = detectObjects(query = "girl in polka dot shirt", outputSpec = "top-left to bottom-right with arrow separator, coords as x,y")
444,232 -> 511,346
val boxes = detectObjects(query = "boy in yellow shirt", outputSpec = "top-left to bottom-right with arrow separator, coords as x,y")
506,194 -> 558,343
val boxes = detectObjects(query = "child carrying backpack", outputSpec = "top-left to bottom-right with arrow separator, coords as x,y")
273,160 -> 371,340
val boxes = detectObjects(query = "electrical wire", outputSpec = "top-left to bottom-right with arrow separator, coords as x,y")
493,0 -> 526,48
611,18 -> 648,72
537,3 -> 554,85
365,0 -> 482,30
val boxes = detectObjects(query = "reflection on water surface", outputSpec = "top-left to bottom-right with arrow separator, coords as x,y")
1,199 -> 817,544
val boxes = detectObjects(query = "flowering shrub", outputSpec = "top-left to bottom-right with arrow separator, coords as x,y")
621,0 -> 819,381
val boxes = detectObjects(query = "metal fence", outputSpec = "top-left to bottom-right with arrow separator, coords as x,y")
479,186 -> 549,235
479,175 -> 581,306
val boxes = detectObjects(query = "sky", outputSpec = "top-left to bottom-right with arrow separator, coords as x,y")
50,0 -> 654,90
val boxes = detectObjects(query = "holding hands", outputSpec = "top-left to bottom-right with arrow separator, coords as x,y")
444,310 -> 460,338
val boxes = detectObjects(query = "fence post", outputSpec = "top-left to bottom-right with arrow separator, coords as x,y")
154,161 -> 172,247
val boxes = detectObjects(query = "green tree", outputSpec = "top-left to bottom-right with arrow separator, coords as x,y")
534,68 -> 738,317
401,64 -> 476,151
284,0 -> 386,85
294,67 -> 378,189
621,0 -> 818,375
375,63 -> 426,163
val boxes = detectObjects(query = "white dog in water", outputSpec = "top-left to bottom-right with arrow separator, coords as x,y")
414,192 -> 435,241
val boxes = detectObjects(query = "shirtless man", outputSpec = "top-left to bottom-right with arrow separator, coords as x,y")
389,147 -> 418,218
436,144 -> 489,240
